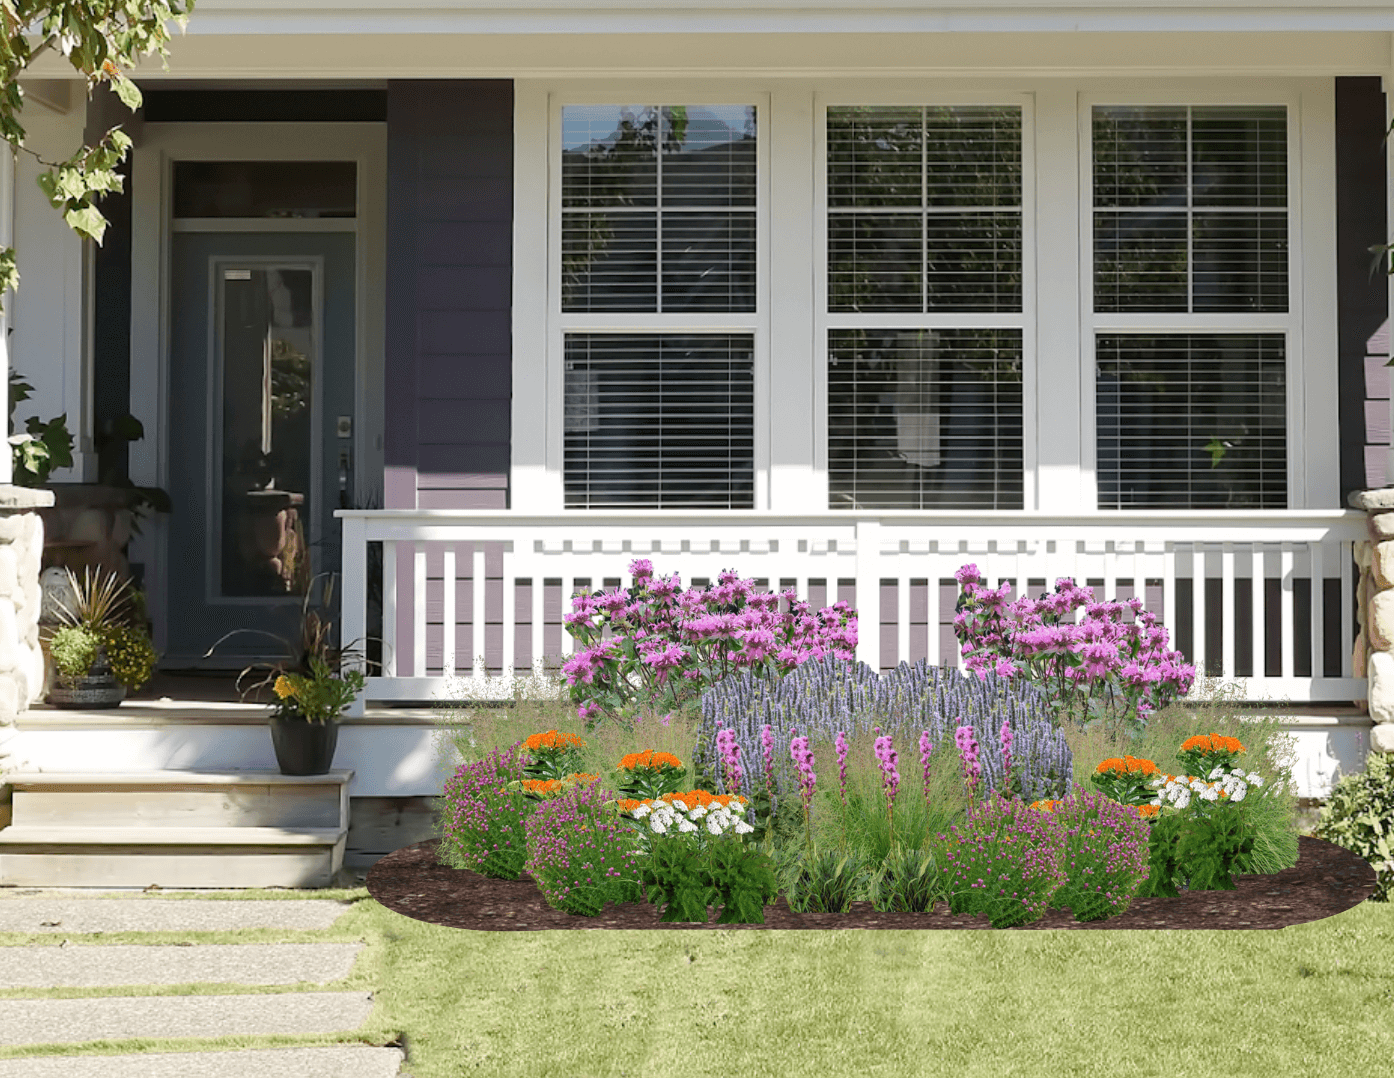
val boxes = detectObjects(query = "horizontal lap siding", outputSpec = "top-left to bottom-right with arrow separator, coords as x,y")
1336,77 -> 1389,497
385,80 -> 513,511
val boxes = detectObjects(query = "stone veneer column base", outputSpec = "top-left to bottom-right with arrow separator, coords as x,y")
1348,490 -> 1394,761
0,485 -> 55,784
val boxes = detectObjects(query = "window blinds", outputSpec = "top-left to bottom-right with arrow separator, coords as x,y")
1095,334 -> 1286,509
1093,106 -> 1288,313
828,328 -> 1024,510
564,333 -> 755,509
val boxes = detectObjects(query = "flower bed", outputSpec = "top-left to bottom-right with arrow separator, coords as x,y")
432,559 -> 1353,927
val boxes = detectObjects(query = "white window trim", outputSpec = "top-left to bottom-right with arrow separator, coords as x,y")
813,88 -> 1038,511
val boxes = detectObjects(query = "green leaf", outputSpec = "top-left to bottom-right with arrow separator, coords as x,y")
109,71 -> 141,111
64,202 -> 106,243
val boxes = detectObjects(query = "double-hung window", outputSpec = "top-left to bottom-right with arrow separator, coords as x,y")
824,103 -> 1027,510
558,104 -> 758,509
1091,104 -> 1290,509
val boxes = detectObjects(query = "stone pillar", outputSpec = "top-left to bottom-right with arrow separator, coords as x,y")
0,486 -> 55,793
1349,490 -> 1394,757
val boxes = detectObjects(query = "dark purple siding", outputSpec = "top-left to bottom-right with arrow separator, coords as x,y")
1336,76 -> 1389,498
385,80 -> 513,510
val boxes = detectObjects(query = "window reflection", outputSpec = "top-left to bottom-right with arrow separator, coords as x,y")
219,266 -> 315,596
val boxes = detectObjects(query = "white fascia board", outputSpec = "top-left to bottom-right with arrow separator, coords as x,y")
179,1 -> 1394,39
90,31 -> 1392,80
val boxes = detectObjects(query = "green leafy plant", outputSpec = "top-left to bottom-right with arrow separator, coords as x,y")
1134,809 -> 1256,896
46,565 -> 156,690
270,658 -> 366,724
8,370 -> 73,486
638,837 -> 779,924
866,845 -> 946,913
48,624 -> 100,680
775,843 -> 872,914
1314,750 -> 1394,903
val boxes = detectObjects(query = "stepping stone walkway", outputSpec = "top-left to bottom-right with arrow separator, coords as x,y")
0,893 -> 405,1076
0,1047 -> 406,1078
0,942 -> 363,987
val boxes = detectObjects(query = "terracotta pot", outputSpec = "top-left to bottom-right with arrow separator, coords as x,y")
269,712 -> 340,775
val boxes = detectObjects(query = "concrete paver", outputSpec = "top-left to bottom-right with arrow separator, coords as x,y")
0,899 -> 352,935
0,942 -> 364,987
0,1046 -> 405,1078
0,991 -> 376,1046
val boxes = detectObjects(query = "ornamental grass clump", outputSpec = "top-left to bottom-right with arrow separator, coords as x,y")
1028,789 -> 1153,921
697,654 -> 1071,819
930,796 -> 1069,928
523,779 -> 644,916
437,744 -> 534,880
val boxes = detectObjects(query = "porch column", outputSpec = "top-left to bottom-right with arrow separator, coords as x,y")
1350,490 -> 1394,758
0,141 -> 56,798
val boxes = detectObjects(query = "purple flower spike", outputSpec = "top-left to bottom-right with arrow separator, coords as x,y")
919,729 -> 933,794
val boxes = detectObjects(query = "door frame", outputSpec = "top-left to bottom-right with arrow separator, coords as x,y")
128,122 -> 387,659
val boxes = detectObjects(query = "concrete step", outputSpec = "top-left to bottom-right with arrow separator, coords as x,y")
0,991 -> 376,1046
6,771 -> 352,831
0,1047 -> 406,1078
0,897 -> 353,934
0,771 -> 353,888
0,942 -> 364,987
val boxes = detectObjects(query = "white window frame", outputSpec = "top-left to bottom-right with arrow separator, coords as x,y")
1078,80 -> 1336,511
814,88 -> 1038,512
530,85 -> 771,511
513,78 -> 1337,516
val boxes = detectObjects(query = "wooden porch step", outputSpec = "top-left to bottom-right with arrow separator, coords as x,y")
0,771 -> 352,888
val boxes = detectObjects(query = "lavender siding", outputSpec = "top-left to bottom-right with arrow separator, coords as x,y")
1336,77 -> 1389,497
384,80 -> 513,510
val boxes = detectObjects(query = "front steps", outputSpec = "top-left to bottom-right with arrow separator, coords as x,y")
0,770 -> 352,888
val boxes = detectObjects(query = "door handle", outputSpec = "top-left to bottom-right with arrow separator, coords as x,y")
338,446 -> 352,508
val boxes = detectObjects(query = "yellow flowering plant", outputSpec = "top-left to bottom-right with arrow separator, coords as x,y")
269,657 -> 365,724
46,567 -> 157,691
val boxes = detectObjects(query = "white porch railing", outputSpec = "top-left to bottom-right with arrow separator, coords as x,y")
336,509 -> 1368,715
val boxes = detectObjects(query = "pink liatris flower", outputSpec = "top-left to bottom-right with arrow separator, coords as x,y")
834,730 -> 849,806
789,729 -> 817,846
955,723 -> 982,801
715,726 -> 744,797
761,723 -> 775,794
919,729 -> 933,807
873,731 -> 900,803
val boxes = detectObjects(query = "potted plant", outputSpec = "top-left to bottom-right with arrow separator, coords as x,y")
44,567 -> 158,708
206,573 -> 376,776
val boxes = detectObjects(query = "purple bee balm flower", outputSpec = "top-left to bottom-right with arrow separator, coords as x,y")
628,558 -> 654,581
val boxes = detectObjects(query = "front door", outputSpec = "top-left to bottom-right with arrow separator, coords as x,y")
165,231 -> 356,666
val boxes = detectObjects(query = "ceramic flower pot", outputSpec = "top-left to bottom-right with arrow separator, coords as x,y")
269,711 -> 341,775
45,647 -> 126,709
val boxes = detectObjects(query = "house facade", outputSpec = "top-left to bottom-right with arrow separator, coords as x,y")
7,2 -> 1394,815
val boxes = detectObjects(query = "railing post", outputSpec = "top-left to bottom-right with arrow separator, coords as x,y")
855,518 -> 881,671
339,513 -> 367,717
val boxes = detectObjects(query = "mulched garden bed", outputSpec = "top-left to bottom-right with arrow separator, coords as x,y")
367,835 -> 1379,932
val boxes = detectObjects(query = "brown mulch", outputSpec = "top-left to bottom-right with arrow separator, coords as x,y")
366,835 -> 1380,932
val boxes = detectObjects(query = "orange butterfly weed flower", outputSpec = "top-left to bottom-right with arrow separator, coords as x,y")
1030,799 -> 1060,813
521,779 -> 561,795
565,772 -> 600,785
524,730 -> 587,752
618,750 -> 683,771
1095,756 -> 1159,776
1180,733 -> 1245,755
1132,804 -> 1160,819
615,798 -> 647,813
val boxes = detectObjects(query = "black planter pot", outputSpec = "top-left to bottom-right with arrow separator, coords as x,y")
269,713 -> 340,775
